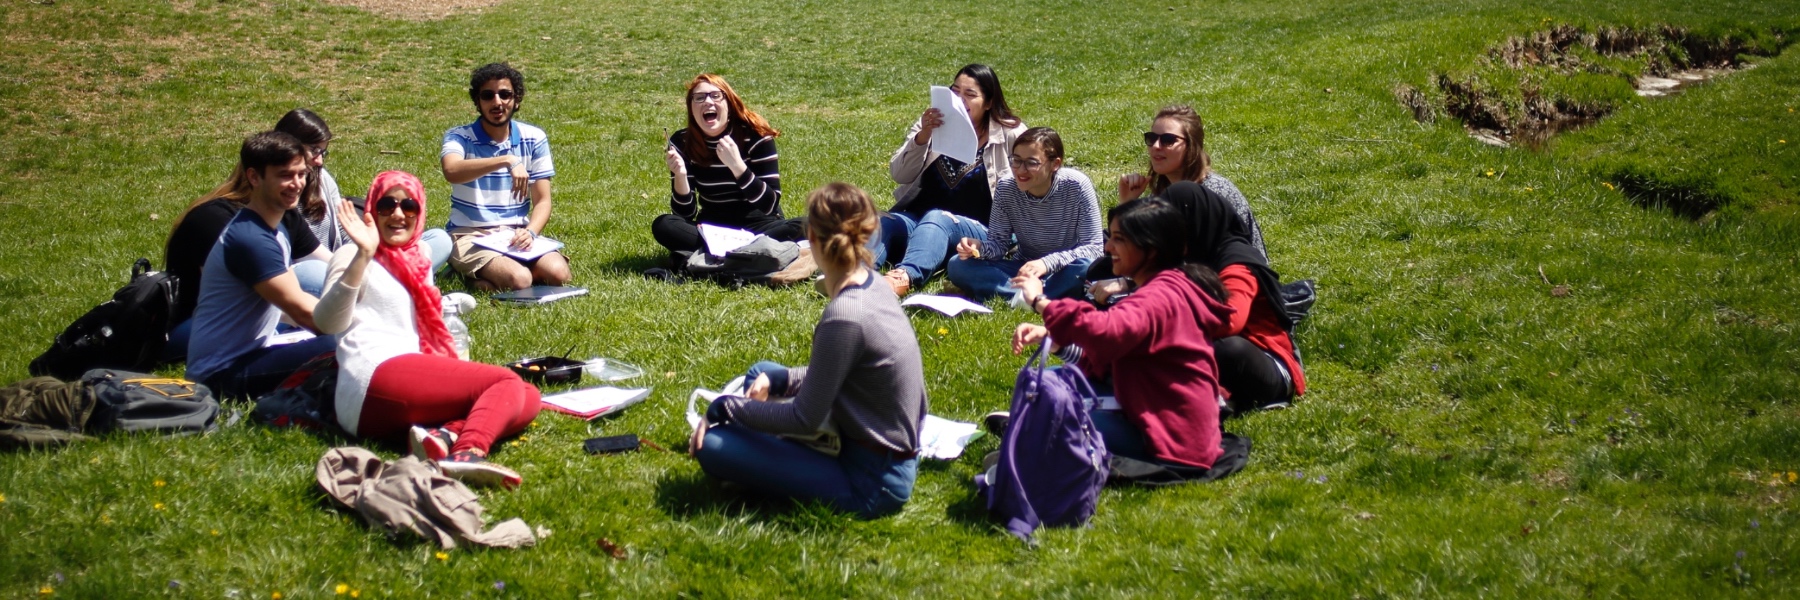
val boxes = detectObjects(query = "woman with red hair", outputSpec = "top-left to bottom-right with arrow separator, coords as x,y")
652,73 -> 801,264
314,170 -> 541,488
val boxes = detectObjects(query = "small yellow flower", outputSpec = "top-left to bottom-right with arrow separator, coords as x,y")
272,592 -> 282,600
1524,187 -> 1534,192
1,493 -> 7,503
1788,471 -> 1797,483
211,529 -> 220,536
89,457 -> 99,465
519,435 -> 531,442
336,583 -> 349,595
100,514 -> 112,524
153,479 -> 166,488
1781,140 -> 1788,144
351,591 -> 361,599
508,441 -> 520,448
435,551 -> 449,562
1602,182 -> 1615,190
1484,170 -> 1495,177
937,327 -> 948,335
39,585 -> 52,595
154,502 -> 166,511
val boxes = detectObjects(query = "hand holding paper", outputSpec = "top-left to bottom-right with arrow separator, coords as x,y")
928,86 -> 980,164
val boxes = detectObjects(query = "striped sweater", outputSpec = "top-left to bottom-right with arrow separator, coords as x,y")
976,167 -> 1104,272
668,129 -> 784,224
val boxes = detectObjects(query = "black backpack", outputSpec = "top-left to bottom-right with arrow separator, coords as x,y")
30,258 -> 178,380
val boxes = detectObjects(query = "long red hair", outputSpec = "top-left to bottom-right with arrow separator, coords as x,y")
681,73 -> 779,161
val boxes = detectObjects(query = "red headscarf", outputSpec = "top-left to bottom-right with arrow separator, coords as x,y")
364,171 -> 457,358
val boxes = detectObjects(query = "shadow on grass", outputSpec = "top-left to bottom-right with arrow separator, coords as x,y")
652,469 -> 838,526
593,252 -> 670,278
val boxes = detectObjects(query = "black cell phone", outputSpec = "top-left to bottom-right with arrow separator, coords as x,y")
583,435 -> 640,455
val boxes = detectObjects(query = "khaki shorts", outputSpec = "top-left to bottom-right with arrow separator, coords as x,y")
447,226 -> 564,276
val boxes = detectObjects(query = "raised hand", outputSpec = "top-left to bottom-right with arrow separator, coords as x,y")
913,108 -> 944,145
715,134 -> 745,174
1118,173 -> 1149,202
336,200 -> 379,256
665,145 -> 687,177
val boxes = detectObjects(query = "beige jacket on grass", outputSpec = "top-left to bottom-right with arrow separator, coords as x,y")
316,447 -> 537,549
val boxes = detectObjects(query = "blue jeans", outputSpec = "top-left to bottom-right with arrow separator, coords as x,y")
420,228 -> 452,274
875,210 -> 988,285
946,257 -> 1095,302
292,260 -> 329,298
200,335 -> 336,400
1090,409 -> 1153,463
695,422 -> 918,519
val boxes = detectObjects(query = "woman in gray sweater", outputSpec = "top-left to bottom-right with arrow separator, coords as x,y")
690,182 -> 929,519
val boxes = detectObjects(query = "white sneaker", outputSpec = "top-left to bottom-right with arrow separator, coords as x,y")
408,426 -> 456,461
437,453 -> 521,490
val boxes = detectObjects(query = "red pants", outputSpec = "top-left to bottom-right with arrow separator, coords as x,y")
358,354 -> 542,455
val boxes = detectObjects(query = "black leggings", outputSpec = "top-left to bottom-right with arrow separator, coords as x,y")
651,214 -> 806,256
1214,336 -> 1291,410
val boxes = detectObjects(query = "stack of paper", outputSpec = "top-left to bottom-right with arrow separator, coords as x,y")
471,229 -> 565,261
542,386 -> 651,420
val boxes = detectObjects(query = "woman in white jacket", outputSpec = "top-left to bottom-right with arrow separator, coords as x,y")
315,170 -> 541,488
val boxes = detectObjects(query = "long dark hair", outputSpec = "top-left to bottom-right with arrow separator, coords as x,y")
957,64 -> 1021,129
274,108 -> 331,220
1107,198 -> 1228,301
681,73 -> 779,162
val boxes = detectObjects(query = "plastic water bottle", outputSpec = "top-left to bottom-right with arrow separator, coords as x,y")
444,305 -> 472,361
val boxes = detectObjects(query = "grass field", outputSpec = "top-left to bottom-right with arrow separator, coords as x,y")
2,0 -> 1798,597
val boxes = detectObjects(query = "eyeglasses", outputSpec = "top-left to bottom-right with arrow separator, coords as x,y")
1008,157 -> 1045,171
1143,132 -> 1187,148
306,145 -> 329,160
690,91 -> 725,104
374,197 -> 421,216
478,89 -> 517,102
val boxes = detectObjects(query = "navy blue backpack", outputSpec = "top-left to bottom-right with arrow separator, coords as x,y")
976,345 -> 1110,542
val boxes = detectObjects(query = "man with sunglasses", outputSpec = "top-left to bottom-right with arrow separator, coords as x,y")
440,62 -> 572,291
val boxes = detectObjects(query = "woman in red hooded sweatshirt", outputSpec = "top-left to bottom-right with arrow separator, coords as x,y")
313,171 -> 541,488
1011,197 -> 1234,469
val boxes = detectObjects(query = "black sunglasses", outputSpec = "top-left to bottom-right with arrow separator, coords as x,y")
1143,132 -> 1187,148
478,89 -> 517,102
375,197 -> 421,216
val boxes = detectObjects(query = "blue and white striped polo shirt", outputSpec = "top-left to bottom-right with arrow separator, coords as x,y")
440,120 -> 555,227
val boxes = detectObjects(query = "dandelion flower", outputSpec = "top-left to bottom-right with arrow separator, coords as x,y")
154,480 -> 166,488
39,586 -> 52,595
336,584 -> 349,595
351,591 -> 361,599
519,435 -> 531,442
154,502 -> 166,511
272,592 -> 282,600
937,327 -> 948,335
1,493 -> 7,503
210,529 -> 220,536
1485,170 -> 1495,177
1602,182 -> 1615,190
435,551 -> 449,562
99,514 -> 112,524
1788,472 -> 1796,483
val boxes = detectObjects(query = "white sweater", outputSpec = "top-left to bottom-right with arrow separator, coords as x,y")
314,246 -> 426,435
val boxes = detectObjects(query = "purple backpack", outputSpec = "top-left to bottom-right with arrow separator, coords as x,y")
976,345 -> 1110,542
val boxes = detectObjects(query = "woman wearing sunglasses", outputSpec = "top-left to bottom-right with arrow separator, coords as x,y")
653,74 -> 801,264
313,171 -> 541,488
945,127 -> 1102,302
879,63 -> 1027,296
1117,105 -> 1265,257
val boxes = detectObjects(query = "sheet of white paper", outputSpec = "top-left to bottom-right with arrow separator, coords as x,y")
544,386 -> 650,418
471,229 -> 564,261
262,329 -> 317,348
699,224 -> 758,257
919,415 -> 981,460
928,86 -> 980,164
901,294 -> 993,317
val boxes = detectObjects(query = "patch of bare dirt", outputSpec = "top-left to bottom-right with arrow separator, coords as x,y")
1399,23 -> 1788,148
317,0 -> 511,21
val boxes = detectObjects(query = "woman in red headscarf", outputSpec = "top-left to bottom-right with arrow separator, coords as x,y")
314,171 -> 541,488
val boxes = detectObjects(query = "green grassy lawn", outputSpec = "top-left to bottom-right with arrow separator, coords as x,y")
3,0 -> 1798,596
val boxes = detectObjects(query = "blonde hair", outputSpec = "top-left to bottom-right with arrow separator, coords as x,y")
805,182 -> 877,268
